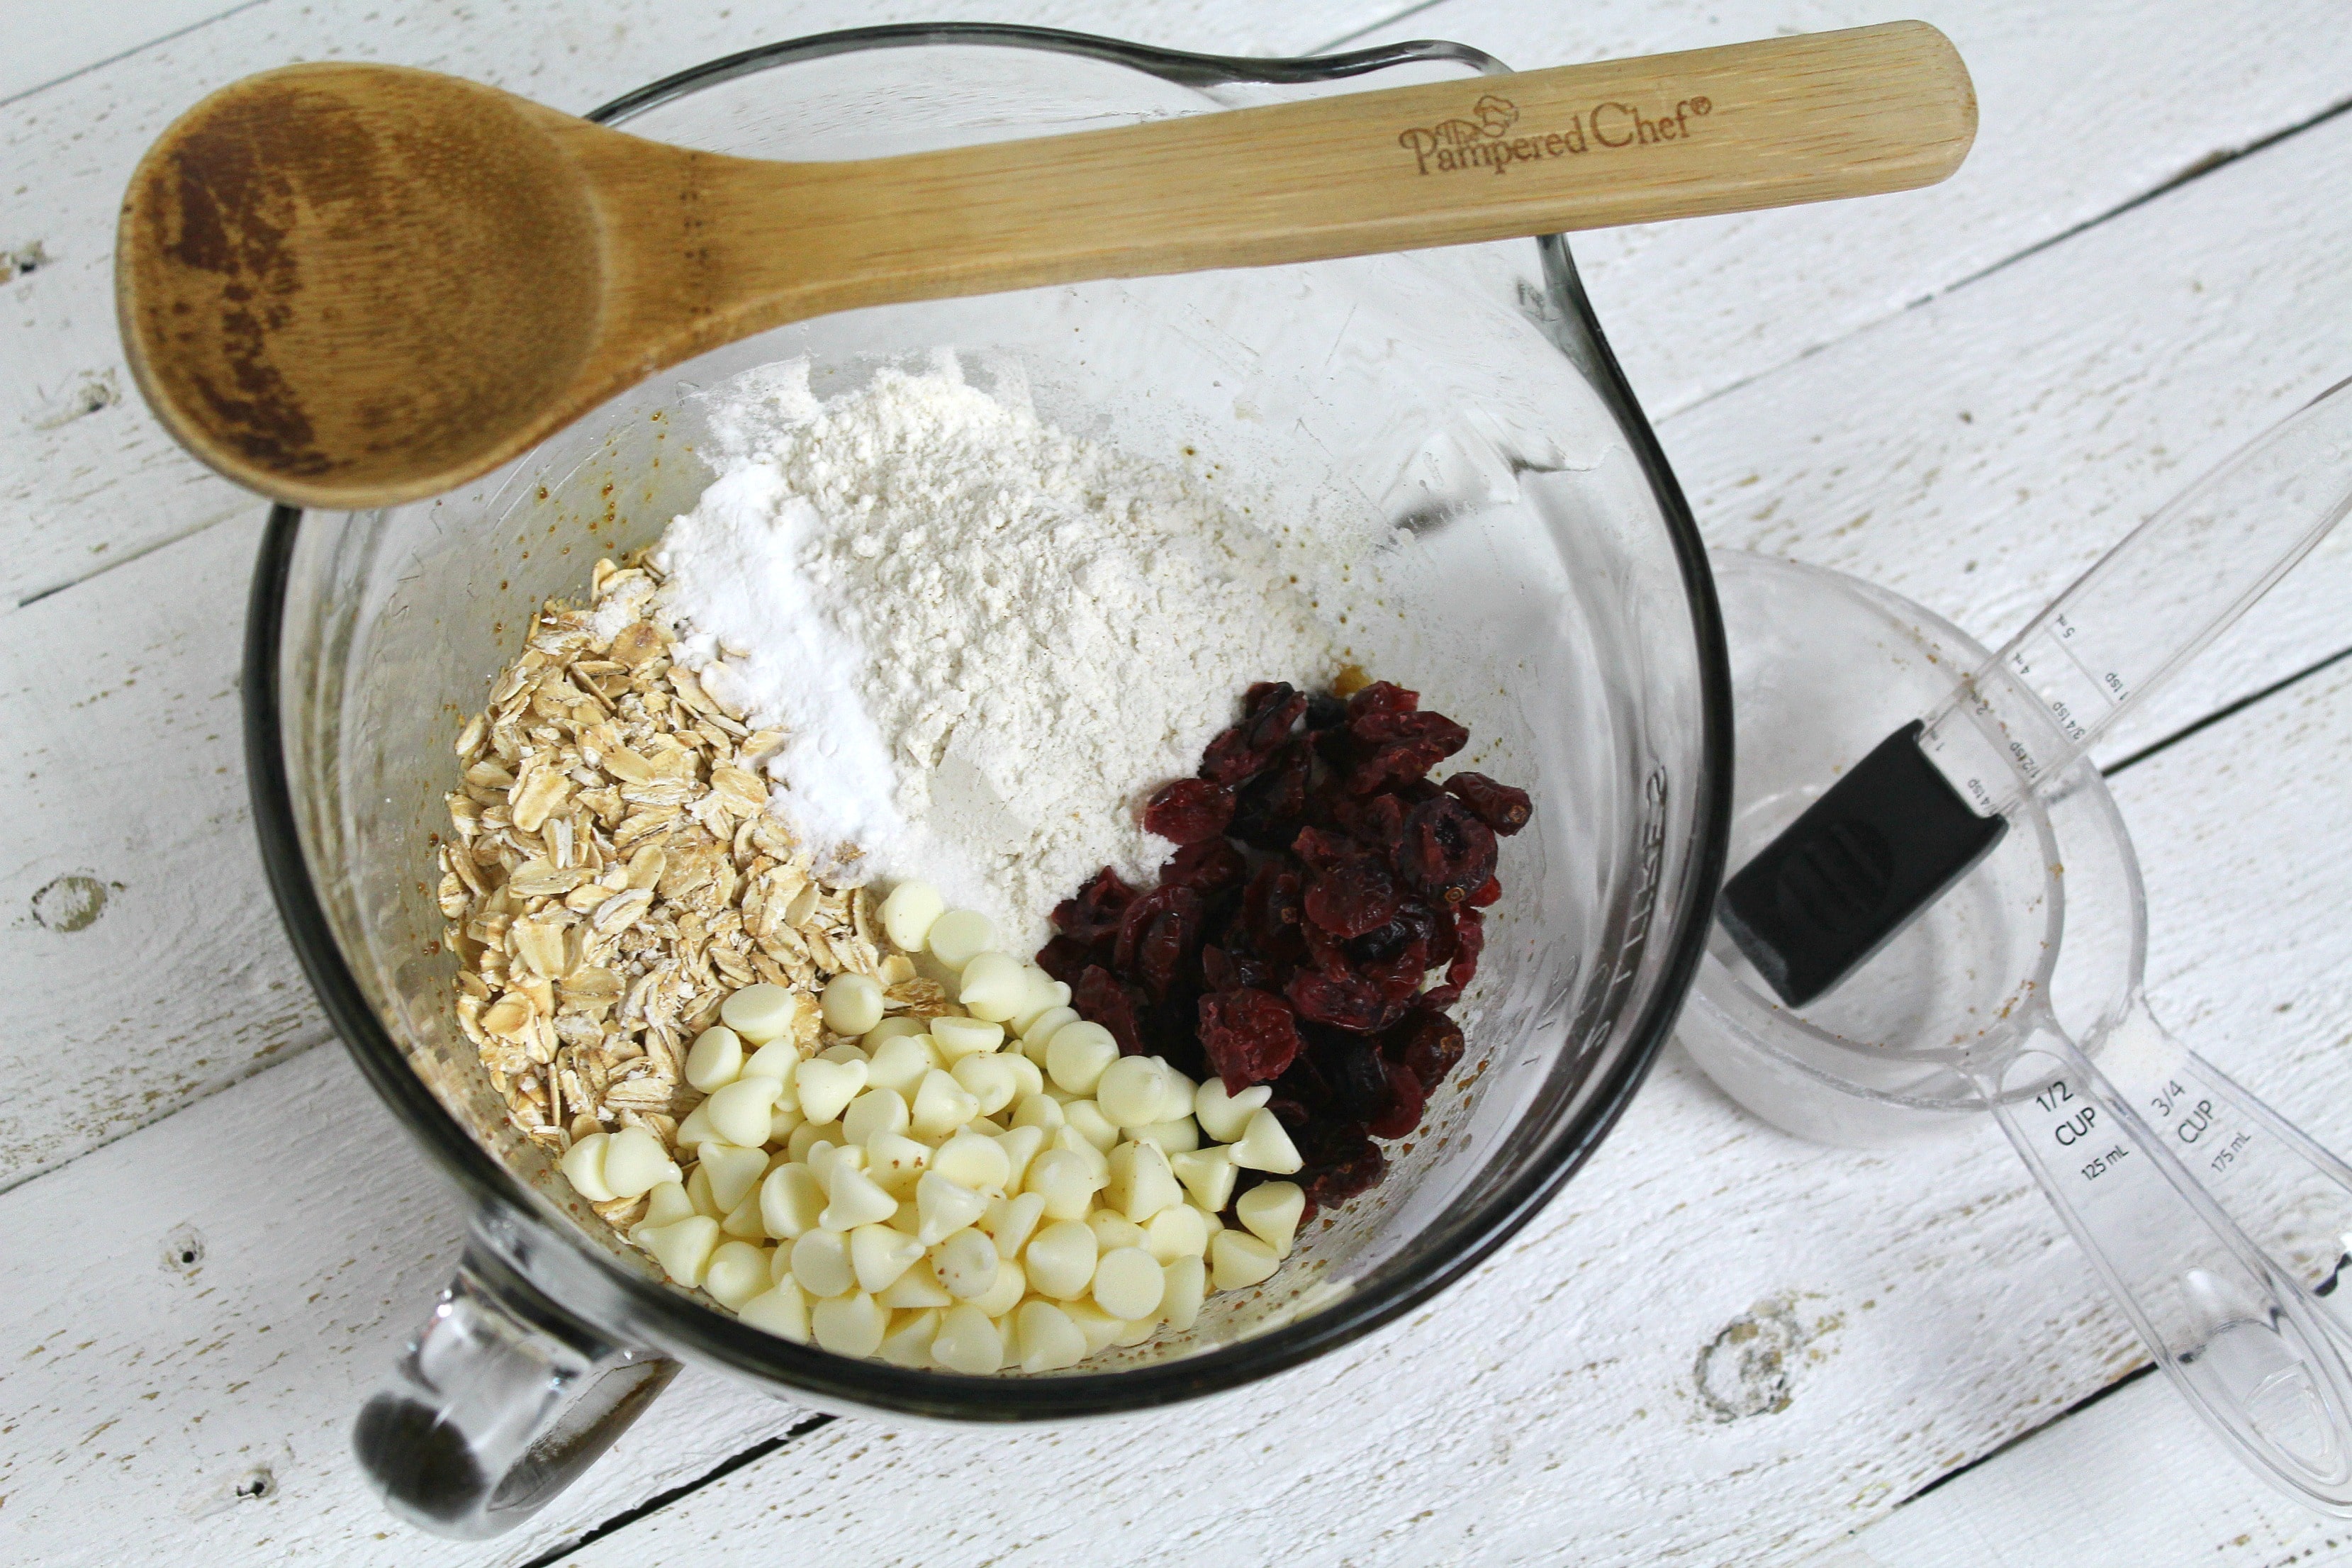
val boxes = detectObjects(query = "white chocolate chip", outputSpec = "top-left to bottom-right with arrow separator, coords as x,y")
560,1132 -> 617,1202
914,1171 -> 992,1245
1025,1219 -> 1099,1301
741,1038 -> 802,1090
865,1131 -> 932,1197
865,1033 -> 941,1097
1019,1004 -> 1079,1053
721,983 -> 800,1045
850,1223 -> 926,1294
601,1126 -> 681,1199
926,909 -> 997,970
1170,1146 -> 1239,1211
1231,1107 -> 1304,1174
842,1087 -> 911,1146
1087,1211 -> 1149,1253
698,1142 -> 770,1213
930,1015 -> 1006,1063
811,1292 -> 888,1358
1092,1246 -> 1166,1321
933,1130 -> 1012,1193
878,1306 -> 939,1369
1011,1092 -> 1066,1132
1236,1180 -> 1306,1257
1160,1255 -> 1207,1331
1002,1052 -> 1046,1101
1063,1300 -> 1126,1355
640,1180 -> 696,1229
1144,1203 -> 1209,1262
1044,1021 -> 1119,1095
642,1215 -> 720,1287
1194,1077 -> 1272,1143
1211,1229 -> 1281,1291
970,1256 -> 1026,1318
879,880 -> 946,952
683,1026 -> 745,1093
957,952 -> 1029,1022
941,1053 -> 1016,1114
787,1119 -> 842,1165
760,1163 -> 825,1241
1062,1099 -> 1121,1154
931,1228 -> 1001,1299
821,972 -> 886,1037
863,1016 -> 930,1048
703,1240 -> 773,1309
1105,1140 -> 1183,1223
819,1165 -> 899,1231
738,1282 -> 811,1342
790,1228 -> 856,1297
1024,1148 -> 1100,1221
1094,1056 -> 1169,1129
675,1099 -> 719,1147
1124,1118 -> 1202,1154
993,1124 -> 1047,1191
931,1304 -> 1004,1374
1016,1300 -> 1087,1372
686,1164 -> 724,1219
909,1069 -> 981,1138
983,1190 -> 1047,1260
769,1104 -> 806,1145
795,1057 -> 870,1126
878,1258 -> 953,1309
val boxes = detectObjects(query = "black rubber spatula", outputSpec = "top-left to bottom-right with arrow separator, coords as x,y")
1720,374 -> 2352,1007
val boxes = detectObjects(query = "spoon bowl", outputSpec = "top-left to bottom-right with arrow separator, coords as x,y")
118,66 -> 606,504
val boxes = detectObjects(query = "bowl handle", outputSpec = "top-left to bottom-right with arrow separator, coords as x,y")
354,1228 -> 676,1540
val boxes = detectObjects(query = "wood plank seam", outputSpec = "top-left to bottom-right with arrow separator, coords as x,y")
0,0 -> 271,113
1657,88 -> 2352,429
2103,640 -> 2352,779
514,1413 -> 836,1568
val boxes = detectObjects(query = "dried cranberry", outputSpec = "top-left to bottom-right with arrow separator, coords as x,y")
1447,907 -> 1485,990
1367,1059 -> 1428,1139
1159,836 -> 1245,894
1051,866 -> 1136,945
1326,1039 -> 1391,1123
1241,862 -> 1305,953
1398,793 -> 1499,905
1034,934 -> 1093,985
1114,888 -> 1204,973
1303,856 -> 1401,940
1074,965 -> 1148,1056
1303,692 -> 1348,731
1197,987 -> 1301,1087
1417,982 -> 1462,1012
1143,778 -> 1236,844
1301,1134 -> 1387,1206
1343,682 -> 1420,734
1444,772 -> 1533,835
1199,683 -> 1309,785
1384,1007 -> 1465,1090
1332,790 -> 1407,853
1467,875 -> 1502,908
1202,943 -> 1276,994
1286,969 -> 1401,1034
1229,739 -> 1311,851
1345,711 -> 1469,794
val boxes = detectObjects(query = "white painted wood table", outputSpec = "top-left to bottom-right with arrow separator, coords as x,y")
6,2 -> 2351,1563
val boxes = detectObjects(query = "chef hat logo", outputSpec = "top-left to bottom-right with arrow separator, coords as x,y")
1472,95 -> 1518,136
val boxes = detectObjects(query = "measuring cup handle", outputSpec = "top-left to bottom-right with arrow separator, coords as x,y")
2098,997 -> 2352,1344
1987,1027 -> 2352,1513
354,1228 -> 677,1539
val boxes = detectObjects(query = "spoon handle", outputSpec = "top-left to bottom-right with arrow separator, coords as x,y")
1984,1021 -> 2352,1513
672,22 -> 1973,329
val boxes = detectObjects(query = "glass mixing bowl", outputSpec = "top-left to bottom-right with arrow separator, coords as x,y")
242,24 -> 1732,1538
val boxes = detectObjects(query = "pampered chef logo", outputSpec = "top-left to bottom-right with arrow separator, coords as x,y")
1397,91 -> 1713,175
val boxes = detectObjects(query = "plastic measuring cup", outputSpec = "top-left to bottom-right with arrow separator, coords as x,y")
1682,547 -> 2352,1513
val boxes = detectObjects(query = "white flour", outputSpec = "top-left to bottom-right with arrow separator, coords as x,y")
652,355 -> 1355,948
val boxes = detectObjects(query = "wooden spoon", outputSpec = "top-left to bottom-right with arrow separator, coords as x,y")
117,22 -> 1973,509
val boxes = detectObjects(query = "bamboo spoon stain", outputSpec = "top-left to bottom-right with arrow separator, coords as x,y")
116,23 -> 1973,509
